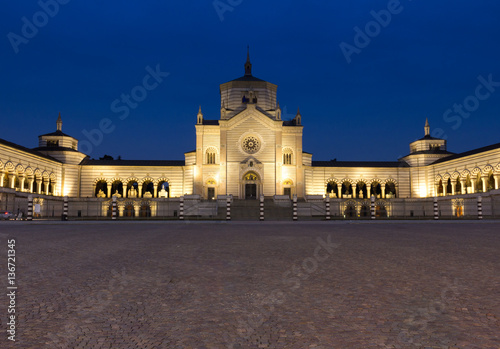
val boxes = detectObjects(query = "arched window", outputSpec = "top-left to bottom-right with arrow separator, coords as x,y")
326,181 -> 338,198
95,180 -> 108,198
206,148 -> 217,165
283,148 -> 293,165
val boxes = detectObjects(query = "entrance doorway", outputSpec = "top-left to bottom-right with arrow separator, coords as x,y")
242,172 -> 260,199
284,187 -> 291,198
207,187 -> 215,201
245,184 -> 257,199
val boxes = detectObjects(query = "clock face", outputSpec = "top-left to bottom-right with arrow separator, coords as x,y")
242,136 -> 260,154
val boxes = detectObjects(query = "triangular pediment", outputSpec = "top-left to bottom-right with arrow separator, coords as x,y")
240,155 -> 262,165
223,105 -> 280,130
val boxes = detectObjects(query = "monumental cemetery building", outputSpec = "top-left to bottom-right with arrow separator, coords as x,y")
1,54 -> 500,218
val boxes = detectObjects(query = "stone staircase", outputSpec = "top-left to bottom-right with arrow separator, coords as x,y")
229,199 -> 261,220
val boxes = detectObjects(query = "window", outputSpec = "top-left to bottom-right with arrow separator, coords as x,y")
283,149 -> 293,165
47,140 -> 59,147
206,148 -> 217,164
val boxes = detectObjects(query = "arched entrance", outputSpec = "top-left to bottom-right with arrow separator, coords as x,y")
360,203 -> 370,217
455,178 -> 462,194
356,182 -> 367,199
206,179 -> 217,201
341,182 -> 353,198
487,172 -> 495,191
385,182 -> 397,198
283,179 -> 293,198
111,180 -> 123,197
375,202 -> 388,218
158,181 -> 170,198
142,181 -> 154,198
124,204 -> 135,217
371,181 -> 382,198
242,172 -> 260,199
344,201 -> 356,218
326,181 -> 338,198
95,180 -> 108,198
436,180 -> 444,196
453,199 -> 464,218
445,178 -> 452,196
126,181 -> 139,198
140,204 -> 151,217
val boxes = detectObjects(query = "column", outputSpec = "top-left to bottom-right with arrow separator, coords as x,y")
352,184 -> 356,198
154,185 -> 158,198
370,195 -> 375,220
443,183 -> 448,196
27,195 -> 33,221
337,186 -> 342,199
381,185 -> 386,199
367,185 -> 371,198
451,182 -> 456,195
292,194 -> 297,221
460,179 -> 466,194
395,184 -> 399,198
92,183 -> 97,197
260,195 -> 264,221
325,196 -> 330,220
44,182 -> 49,195
138,184 -> 143,198
477,196 -> 483,220
118,205 -> 124,217
63,196 -> 68,220
481,176 -> 488,192
134,204 -> 140,217
19,176 -> 25,191
471,181 -> 476,193
29,179 -> 34,193
9,174 -> 15,188
0,171 -> 4,187
434,184 -> 439,197
494,175 -> 499,190
37,181 -> 42,194
434,197 -> 439,220
111,196 -> 117,220
107,185 -> 112,198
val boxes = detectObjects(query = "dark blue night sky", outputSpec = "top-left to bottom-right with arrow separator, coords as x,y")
2,0 -> 500,162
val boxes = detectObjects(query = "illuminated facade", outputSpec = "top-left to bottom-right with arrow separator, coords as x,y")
1,55 -> 500,207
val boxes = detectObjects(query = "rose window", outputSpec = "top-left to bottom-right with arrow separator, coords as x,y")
242,136 -> 261,154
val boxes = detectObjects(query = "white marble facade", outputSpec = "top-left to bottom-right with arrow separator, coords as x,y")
1,56 -> 500,201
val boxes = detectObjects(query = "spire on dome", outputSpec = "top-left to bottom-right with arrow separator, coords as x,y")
244,46 -> 252,76
56,112 -> 62,131
424,118 -> 430,136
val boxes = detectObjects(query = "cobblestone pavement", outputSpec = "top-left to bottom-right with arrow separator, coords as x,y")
0,221 -> 499,348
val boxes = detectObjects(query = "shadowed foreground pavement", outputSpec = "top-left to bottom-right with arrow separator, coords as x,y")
1,221 -> 499,348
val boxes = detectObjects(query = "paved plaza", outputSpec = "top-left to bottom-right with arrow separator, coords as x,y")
0,221 -> 499,348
